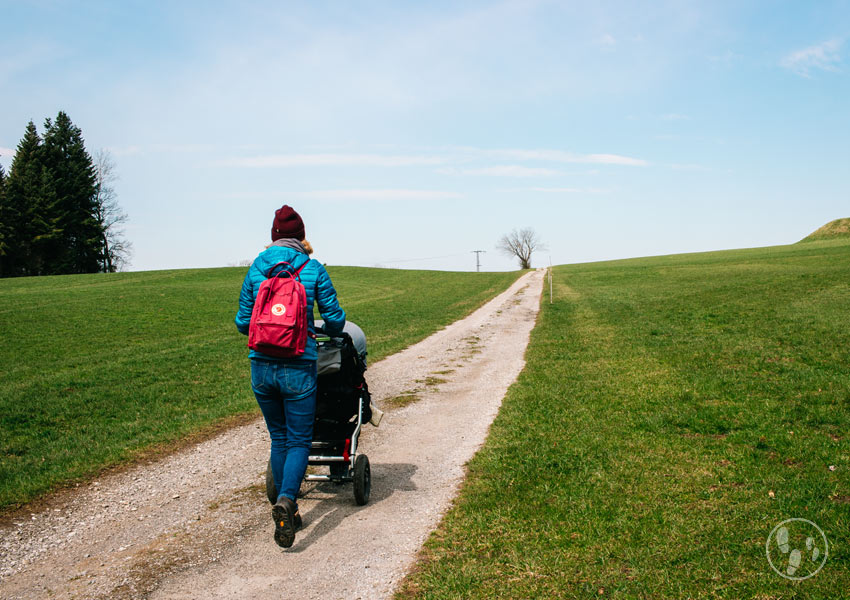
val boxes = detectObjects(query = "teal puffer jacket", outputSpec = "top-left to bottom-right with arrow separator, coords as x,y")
235,245 -> 346,362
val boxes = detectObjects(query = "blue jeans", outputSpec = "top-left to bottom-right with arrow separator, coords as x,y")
251,359 -> 317,504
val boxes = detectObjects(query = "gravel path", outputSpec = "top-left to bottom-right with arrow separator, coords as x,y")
0,270 -> 543,599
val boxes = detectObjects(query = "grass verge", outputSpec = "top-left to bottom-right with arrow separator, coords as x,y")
0,266 -> 520,510
398,240 -> 850,598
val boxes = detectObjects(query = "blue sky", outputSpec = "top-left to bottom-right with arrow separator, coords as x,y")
1,1 -> 848,272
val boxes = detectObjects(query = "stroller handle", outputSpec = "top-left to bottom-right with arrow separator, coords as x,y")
315,324 -> 352,342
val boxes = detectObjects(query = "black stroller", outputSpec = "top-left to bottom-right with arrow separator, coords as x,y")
265,327 -> 372,506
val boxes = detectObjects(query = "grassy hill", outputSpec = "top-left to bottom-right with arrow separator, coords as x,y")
800,217 -> 850,242
0,266 -> 521,510
400,239 -> 850,598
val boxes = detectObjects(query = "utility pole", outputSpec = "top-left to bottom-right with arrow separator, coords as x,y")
471,250 -> 486,272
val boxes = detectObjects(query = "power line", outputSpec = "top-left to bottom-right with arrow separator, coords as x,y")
471,250 -> 486,272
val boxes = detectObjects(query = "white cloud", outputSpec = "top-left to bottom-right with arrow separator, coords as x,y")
486,148 -> 649,166
660,113 -> 690,121
0,146 -> 15,160
781,39 -> 843,77
598,33 -> 616,47
584,153 -> 648,166
216,146 -> 649,173
220,153 -> 446,168
529,187 -> 609,193
299,189 -> 463,201
105,145 -> 142,157
439,165 -> 561,177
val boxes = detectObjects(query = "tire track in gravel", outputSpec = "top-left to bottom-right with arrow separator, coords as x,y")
0,270 -> 543,600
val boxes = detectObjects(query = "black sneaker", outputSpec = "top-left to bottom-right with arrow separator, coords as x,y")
293,508 -> 302,531
272,497 -> 297,548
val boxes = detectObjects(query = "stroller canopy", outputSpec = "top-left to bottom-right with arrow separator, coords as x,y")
315,320 -> 367,361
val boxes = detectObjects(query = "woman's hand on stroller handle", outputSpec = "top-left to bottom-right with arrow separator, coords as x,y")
315,323 -> 351,342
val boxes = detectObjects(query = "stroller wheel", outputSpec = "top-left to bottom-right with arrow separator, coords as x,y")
265,459 -> 276,505
353,455 -> 371,506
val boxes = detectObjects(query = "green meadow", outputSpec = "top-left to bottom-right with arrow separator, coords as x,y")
0,266 -> 520,509
400,238 -> 850,598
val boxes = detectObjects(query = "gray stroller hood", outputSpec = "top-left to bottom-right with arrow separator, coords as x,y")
315,320 -> 367,376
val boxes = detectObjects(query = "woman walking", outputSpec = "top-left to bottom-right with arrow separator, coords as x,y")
235,205 -> 346,548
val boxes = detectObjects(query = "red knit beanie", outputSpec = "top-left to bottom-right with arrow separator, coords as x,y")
271,205 -> 305,241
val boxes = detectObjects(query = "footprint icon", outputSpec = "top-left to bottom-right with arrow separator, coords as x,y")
774,526 -> 822,576
787,548 -> 802,576
776,526 -> 790,553
807,536 -> 821,561
769,520 -> 828,580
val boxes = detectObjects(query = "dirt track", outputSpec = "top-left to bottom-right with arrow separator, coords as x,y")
0,270 -> 543,599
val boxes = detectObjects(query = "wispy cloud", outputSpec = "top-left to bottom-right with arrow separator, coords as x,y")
781,39 -> 843,77
486,148 -> 649,166
528,187 -> 609,193
106,145 -> 143,157
598,33 -> 616,47
298,189 -> 463,201
0,146 -> 15,160
222,153 -> 446,168
217,147 -> 650,171
438,165 -> 561,177
584,153 -> 647,166
660,113 -> 689,121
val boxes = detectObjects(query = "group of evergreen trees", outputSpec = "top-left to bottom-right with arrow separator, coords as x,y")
0,111 -> 130,278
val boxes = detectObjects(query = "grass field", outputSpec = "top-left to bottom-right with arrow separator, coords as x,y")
0,266 -> 520,510
400,239 -> 850,598
800,217 -> 850,243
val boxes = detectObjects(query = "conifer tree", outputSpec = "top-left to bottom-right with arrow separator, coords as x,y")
4,121 -> 44,276
2,113 -> 112,277
40,112 -> 102,274
0,164 -> 7,277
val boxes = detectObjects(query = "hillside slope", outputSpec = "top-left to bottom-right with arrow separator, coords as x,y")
800,217 -> 850,242
402,238 -> 850,598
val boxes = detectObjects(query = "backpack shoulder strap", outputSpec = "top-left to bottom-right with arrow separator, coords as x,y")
266,261 -> 298,279
267,258 -> 311,280
294,260 -> 309,276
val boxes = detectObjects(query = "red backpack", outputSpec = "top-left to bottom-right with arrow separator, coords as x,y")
248,261 -> 310,358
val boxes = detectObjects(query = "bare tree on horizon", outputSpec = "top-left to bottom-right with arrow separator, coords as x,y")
93,149 -> 132,272
497,227 -> 546,270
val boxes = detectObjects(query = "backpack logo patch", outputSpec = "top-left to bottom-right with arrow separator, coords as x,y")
271,304 -> 286,316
